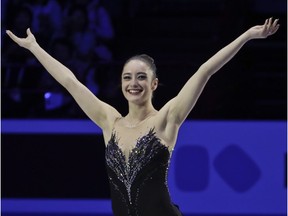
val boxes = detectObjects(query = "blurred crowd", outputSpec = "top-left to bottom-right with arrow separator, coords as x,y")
1,0 -> 120,118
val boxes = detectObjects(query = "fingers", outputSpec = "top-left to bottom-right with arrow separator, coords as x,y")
267,17 -> 272,29
269,18 -> 280,35
263,19 -> 269,33
264,17 -> 280,36
272,18 -> 279,27
27,28 -> 32,36
6,30 -> 19,43
263,17 -> 273,32
6,28 -> 34,44
6,28 -> 32,39
6,30 -> 12,36
270,23 -> 280,35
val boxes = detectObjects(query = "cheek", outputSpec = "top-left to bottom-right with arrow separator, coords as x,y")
121,81 -> 128,94
121,82 -> 125,92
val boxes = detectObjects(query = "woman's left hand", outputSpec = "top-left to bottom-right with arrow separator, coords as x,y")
248,17 -> 280,39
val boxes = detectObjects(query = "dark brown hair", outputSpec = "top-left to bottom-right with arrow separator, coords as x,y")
124,54 -> 157,79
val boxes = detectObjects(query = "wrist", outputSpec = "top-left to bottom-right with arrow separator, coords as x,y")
244,30 -> 253,40
29,41 -> 40,53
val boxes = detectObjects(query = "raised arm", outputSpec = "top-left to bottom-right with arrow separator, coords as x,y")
166,18 -> 279,125
6,28 -> 120,130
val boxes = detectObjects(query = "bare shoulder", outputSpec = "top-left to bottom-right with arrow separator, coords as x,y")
102,109 -> 122,143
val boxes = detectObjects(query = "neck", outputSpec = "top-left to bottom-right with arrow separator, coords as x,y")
127,102 -> 156,121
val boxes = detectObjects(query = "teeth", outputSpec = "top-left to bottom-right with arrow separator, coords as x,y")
128,90 -> 141,93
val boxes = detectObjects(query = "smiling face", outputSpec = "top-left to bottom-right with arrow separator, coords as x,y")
121,59 -> 158,105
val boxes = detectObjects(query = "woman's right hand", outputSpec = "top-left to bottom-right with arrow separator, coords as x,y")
6,28 -> 37,50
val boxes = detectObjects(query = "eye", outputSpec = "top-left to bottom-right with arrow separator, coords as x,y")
138,74 -> 147,80
123,75 -> 131,80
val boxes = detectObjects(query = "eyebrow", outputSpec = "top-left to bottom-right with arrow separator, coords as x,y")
122,72 -> 147,76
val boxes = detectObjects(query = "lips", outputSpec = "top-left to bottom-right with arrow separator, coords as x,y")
127,89 -> 142,94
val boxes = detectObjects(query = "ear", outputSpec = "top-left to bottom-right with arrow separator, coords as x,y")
151,78 -> 158,91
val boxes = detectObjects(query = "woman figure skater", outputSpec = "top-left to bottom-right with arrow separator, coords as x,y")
6,18 -> 279,216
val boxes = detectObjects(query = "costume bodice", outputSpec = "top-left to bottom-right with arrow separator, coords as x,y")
105,128 -> 182,216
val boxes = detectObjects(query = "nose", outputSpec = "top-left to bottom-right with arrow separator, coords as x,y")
129,77 -> 139,86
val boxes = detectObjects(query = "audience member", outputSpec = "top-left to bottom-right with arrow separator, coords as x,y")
2,5 -> 37,117
2,0 -> 116,117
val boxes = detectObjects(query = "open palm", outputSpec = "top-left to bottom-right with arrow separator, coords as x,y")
249,17 -> 279,39
6,28 -> 36,50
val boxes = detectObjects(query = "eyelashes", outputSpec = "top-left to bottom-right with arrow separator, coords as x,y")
122,75 -> 147,80
138,75 -> 147,80
123,76 -> 130,80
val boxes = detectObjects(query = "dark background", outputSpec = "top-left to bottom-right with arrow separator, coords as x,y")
1,0 -> 287,120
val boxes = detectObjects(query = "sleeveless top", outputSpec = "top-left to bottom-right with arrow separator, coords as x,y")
105,128 -> 182,216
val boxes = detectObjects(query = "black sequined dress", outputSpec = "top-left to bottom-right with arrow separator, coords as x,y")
105,128 -> 182,216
